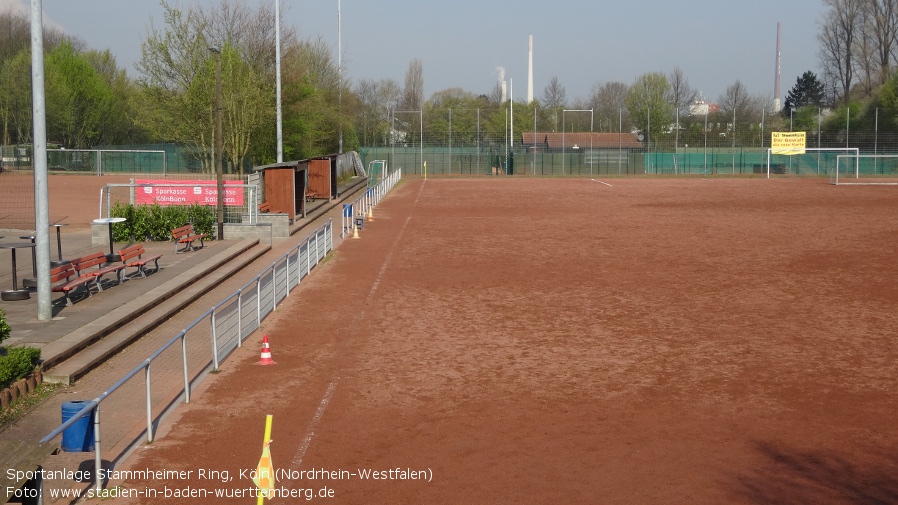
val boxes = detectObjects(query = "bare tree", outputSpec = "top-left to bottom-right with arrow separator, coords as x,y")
819,0 -> 862,105
860,0 -> 898,87
401,58 -> 424,110
588,81 -> 630,132
542,75 -> 567,109
668,67 -> 697,117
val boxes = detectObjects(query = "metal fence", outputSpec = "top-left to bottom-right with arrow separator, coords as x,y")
340,168 -> 402,238
358,129 -> 898,177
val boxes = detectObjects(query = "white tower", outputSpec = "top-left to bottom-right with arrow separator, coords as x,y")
527,35 -> 534,103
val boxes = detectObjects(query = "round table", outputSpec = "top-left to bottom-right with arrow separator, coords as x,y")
51,223 -> 70,266
18,235 -> 38,289
0,242 -> 36,301
92,217 -> 127,262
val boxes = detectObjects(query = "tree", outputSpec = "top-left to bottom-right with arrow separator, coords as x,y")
44,42 -> 116,148
668,67 -> 697,118
401,58 -> 424,111
589,81 -> 630,132
819,0 -> 861,105
542,76 -> 566,109
783,71 -> 826,113
625,72 -> 673,141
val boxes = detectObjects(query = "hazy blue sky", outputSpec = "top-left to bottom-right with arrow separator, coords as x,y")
5,0 -> 827,105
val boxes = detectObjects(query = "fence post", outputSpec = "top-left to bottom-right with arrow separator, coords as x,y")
210,312 -> 220,371
181,331 -> 190,403
236,290 -> 243,348
145,364 -> 154,443
93,404 -> 102,491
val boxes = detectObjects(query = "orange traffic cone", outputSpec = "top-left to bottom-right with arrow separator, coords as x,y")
352,223 -> 360,239
258,334 -> 276,365
366,207 -> 374,222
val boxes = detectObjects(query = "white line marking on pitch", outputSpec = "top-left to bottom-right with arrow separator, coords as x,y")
292,378 -> 340,468
291,214 -> 413,468
590,179 -> 613,187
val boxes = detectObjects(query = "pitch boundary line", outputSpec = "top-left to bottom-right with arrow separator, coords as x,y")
590,179 -> 613,187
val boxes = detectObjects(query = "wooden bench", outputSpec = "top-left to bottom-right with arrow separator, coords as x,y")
50,262 -> 95,306
258,202 -> 282,214
118,243 -> 163,279
172,224 -> 207,253
70,251 -> 127,290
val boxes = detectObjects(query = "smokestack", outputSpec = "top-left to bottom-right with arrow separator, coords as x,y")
773,22 -> 782,112
527,35 -> 534,103
497,66 -> 507,102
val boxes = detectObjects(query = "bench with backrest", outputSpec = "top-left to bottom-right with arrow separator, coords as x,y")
172,224 -> 207,253
70,251 -> 126,290
258,202 -> 283,214
118,243 -> 163,279
50,262 -> 95,306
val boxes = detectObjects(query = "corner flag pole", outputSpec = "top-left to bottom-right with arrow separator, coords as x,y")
256,414 -> 274,505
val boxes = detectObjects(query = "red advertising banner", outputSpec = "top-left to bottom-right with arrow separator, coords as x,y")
135,179 -> 244,206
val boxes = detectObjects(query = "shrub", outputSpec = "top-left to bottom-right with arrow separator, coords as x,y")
0,347 -> 41,389
110,203 -> 216,242
0,308 -> 10,345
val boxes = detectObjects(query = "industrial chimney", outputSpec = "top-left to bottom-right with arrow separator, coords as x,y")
527,35 -> 534,103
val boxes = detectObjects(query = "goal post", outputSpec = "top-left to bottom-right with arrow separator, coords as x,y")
766,147 -> 859,179
832,154 -> 898,185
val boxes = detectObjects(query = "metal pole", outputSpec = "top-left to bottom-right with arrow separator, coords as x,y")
275,0 -> 283,162
338,0 -> 343,153
93,405 -> 102,491
562,111 -> 565,176
210,312 -> 220,371
145,365 -> 154,442
209,47 -> 224,240
181,332 -> 190,403
31,0 -> 52,321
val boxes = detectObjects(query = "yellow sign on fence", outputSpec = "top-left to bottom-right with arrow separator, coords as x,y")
771,132 -> 806,155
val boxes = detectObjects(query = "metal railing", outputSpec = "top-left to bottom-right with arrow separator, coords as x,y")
341,168 -> 402,238
40,219 -> 334,490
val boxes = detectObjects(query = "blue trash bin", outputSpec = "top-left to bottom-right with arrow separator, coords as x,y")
61,401 -> 95,452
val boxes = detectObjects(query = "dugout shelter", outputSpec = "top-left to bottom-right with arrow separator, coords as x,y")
253,160 -> 309,222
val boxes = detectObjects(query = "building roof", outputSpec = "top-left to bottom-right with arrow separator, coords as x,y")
521,132 -> 643,149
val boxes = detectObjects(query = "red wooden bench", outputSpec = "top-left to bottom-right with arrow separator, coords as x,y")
118,243 -> 163,279
172,224 -> 207,253
70,251 -> 126,290
50,263 -> 95,306
258,202 -> 282,214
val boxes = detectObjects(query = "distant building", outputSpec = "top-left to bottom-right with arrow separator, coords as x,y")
689,99 -> 720,116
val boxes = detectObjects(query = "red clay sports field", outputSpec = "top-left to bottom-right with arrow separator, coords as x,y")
104,176 -> 898,504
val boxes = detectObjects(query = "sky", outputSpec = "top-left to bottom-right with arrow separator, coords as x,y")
3,0 -> 827,105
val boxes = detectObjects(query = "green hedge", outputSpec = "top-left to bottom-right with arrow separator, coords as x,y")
0,347 -> 41,389
0,308 -> 9,345
110,203 -> 216,242
0,308 -> 40,389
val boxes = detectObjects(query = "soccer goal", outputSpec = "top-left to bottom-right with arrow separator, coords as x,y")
765,147 -> 859,178
832,154 -> 898,185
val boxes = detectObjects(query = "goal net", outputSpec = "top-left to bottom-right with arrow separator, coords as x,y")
765,148 -> 859,178
832,154 -> 898,185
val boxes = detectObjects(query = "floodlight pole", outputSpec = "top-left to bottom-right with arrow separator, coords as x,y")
31,0 -> 52,321
209,46 -> 224,240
